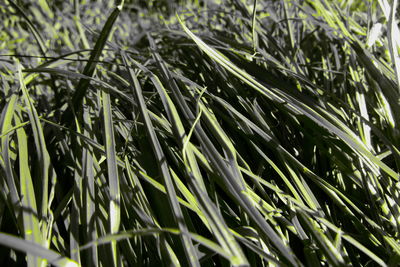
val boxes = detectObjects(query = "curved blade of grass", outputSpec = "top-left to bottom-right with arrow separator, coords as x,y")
0,232 -> 78,267
8,1 -> 47,56
39,118 -> 127,168
62,1 -> 124,124
24,67 -> 134,104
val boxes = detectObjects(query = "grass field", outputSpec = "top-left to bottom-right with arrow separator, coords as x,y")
1,0 -> 400,266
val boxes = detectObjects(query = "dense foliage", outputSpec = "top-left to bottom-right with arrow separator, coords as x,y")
1,0 -> 400,266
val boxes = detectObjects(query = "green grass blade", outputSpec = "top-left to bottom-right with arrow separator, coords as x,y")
387,0 -> 400,92
15,108 -> 44,267
0,86 -> 21,220
82,104 -> 98,266
18,63 -> 56,248
62,2 -> 124,124
101,87 -> 120,266
0,233 -> 78,267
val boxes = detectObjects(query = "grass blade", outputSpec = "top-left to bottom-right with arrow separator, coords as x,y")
18,63 -> 56,249
15,108 -> 44,267
62,1 -> 125,124
101,87 -> 120,266
0,233 -> 78,267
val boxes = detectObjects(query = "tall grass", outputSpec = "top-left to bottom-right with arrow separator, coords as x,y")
1,0 -> 400,266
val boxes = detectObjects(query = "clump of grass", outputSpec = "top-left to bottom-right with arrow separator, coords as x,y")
1,0 -> 400,266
